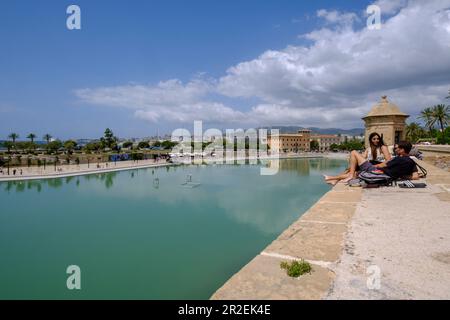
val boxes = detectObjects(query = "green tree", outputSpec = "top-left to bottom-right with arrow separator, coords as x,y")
47,140 -> 63,153
122,141 -> 133,149
418,107 -> 435,134
137,141 -> 150,149
64,140 -> 77,154
161,140 -> 178,150
310,140 -> 320,151
43,134 -> 52,144
406,122 -> 425,143
102,128 -> 118,150
329,143 -> 339,151
16,141 -> 33,153
431,104 -> 450,132
4,141 -> 13,153
26,133 -> 36,143
8,133 -> 19,146
436,127 -> 450,144
337,140 -> 364,151
84,141 -> 103,153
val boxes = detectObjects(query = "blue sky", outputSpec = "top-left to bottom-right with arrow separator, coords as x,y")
1,0 -> 450,140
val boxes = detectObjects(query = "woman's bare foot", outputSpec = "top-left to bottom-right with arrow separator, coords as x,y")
323,174 -> 334,181
341,174 -> 353,183
325,178 -> 339,185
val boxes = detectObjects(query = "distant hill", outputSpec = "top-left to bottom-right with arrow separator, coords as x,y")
258,126 -> 365,136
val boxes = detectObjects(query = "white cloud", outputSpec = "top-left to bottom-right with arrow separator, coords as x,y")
75,78 -> 245,124
317,9 -> 359,27
75,79 -> 210,110
75,0 -> 450,129
218,0 -> 450,124
373,0 -> 408,15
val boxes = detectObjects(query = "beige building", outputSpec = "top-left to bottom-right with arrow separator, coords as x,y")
362,96 -> 409,147
268,129 -> 311,153
310,134 -> 342,151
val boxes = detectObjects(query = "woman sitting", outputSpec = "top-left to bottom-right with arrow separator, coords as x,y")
323,132 -> 391,185
363,132 -> 391,165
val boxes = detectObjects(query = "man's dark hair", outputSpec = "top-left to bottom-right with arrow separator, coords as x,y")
397,141 -> 412,154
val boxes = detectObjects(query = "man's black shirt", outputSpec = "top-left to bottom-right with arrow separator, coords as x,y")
381,156 -> 416,178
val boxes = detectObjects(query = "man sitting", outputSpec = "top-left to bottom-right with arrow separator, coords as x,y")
324,141 -> 417,185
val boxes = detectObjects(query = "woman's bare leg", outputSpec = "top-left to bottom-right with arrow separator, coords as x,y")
323,172 -> 351,181
323,152 -> 367,185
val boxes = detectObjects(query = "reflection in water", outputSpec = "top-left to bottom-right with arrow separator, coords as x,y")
97,172 -> 116,189
1,159 -> 347,234
278,158 -> 311,176
65,176 -> 75,185
2,158 -> 346,196
2,172 -> 119,193
0,158 -> 347,300
59,158 -> 347,234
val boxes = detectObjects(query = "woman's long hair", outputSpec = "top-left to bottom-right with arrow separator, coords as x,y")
368,132 -> 385,160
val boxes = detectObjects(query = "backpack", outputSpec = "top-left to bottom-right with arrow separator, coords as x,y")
412,159 -> 427,178
358,171 -> 393,186
409,147 -> 424,160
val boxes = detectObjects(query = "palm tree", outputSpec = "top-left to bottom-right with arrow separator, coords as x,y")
43,134 -> 52,144
27,133 -> 36,143
431,104 -> 450,132
406,122 -> 424,143
8,133 -> 19,147
418,107 -> 435,134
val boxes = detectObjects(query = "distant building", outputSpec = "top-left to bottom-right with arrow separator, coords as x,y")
268,129 -> 311,153
310,134 -> 341,151
362,96 -> 409,147
339,134 -> 365,143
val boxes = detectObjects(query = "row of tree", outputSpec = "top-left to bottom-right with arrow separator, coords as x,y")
326,140 -> 365,152
406,98 -> 450,144
1,128 -> 178,155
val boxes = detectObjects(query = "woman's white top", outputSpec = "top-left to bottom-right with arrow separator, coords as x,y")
367,147 -> 385,162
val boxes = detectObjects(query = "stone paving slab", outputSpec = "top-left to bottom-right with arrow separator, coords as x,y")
320,190 -> 362,203
264,222 -> 348,262
302,202 -> 357,224
211,255 -> 334,300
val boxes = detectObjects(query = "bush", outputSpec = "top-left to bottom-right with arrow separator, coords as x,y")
280,260 -> 312,277
161,140 -> 178,149
137,141 -> 150,149
436,127 -> 450,144
122,141 -> 133,149
130,152 -> 144,160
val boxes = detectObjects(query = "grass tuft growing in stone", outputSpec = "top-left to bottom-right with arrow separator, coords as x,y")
280,259 -> 312,277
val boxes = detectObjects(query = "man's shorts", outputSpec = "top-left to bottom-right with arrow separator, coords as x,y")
360,161 -> 378,172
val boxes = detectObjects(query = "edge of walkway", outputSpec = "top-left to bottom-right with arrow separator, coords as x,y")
210,159 -> 450,300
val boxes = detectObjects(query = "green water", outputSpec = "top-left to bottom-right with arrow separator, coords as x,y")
0,158 -> 346,299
